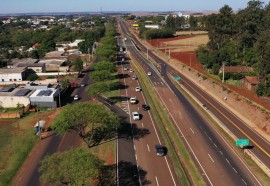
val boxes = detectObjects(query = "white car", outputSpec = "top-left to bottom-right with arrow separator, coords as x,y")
132,112 -> 140,120
129,69 -> 133,73
130,97 -> 137,104
147,72 -> 152,76
132,76 -> 137,80
124,67 -> 128,71
135,87 -> 141,92
74,95 -> 79,101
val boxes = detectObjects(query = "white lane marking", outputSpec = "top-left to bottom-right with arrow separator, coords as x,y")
226,158 -> 230,164
208,154 -> 214,163
135,154 -> 137,161
155,176 -> 160,186
154,82 -> 157,85
214,143 -> 217,148
138,107 -> 140,111
242,179 -> 247,186
178,111 -> 182,119
147,144 -> 150,152
161,82 -> 164,85
220,151 -> 223,156
233,167 -> 237,174
209,137 -> 212,141
142,122 -> 144,128
190,128 -> 194,134
170,98 -> 173,102
134,145 -> 136,151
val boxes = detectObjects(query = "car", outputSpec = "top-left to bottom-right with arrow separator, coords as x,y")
135,87 -> 141,92
155,144 -> 165,156
105,99 -> 113,105
80,83 -> 87,87
124,67 -> 128,71
74,95 -> 79,101
129,69 -> 133,73
132,111 -> 140,120
122,57 -> 125,62
132,76 -> 137,80
130,97 -> 137,104
142,104 -> 150,111
147,72 -> 152,76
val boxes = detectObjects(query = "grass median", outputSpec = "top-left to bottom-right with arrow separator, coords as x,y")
131,58 -> 205,186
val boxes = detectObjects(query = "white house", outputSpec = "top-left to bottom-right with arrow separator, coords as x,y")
145,25 -> 160,29
0,67 -> 27,82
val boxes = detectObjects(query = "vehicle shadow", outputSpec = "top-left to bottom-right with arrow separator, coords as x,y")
117,73 -> 130,79
97,161 -> 151,186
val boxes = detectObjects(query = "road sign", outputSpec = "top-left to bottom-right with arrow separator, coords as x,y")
236,139 -> 249,147
174,77 -> 181,81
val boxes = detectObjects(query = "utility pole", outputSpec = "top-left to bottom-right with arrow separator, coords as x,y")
222,62 -> 225,83
147,47 -> 148,59
88,48 -> 90,62
36,104 -> 41,140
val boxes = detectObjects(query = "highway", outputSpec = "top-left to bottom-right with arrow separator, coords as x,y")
118,20 -> 263,185
116,37 -> 179,185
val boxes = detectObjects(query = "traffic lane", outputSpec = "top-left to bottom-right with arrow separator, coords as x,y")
153,83 -> 246,185
123,63 -> 178,185
162,70 -> 259,185
127,41 -> 255,185
167,65 -> 270,168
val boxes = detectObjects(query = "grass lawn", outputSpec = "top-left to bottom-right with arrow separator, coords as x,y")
0,110 -> 55,186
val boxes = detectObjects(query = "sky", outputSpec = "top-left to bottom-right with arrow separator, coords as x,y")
0,0 -> 268,14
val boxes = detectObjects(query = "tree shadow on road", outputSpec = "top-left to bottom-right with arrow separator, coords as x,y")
117,121 -> 150,141
97,161 -> 150,186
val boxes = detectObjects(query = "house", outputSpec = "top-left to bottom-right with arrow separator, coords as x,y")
0,67 -> 27,82
29,87 -> 60,108
145,25 -> 160,29
38,58 -> 71,72
241,76 -> 260,91
218,66 -> 253,74
45,51 -> 65,58
10,58 -> 46,73
0,85 -> 34,108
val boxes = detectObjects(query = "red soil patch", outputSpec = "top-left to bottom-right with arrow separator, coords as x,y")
148,37 -> 270,111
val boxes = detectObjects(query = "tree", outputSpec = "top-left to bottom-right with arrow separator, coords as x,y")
72,57 -> 84,72
86,82 -> 110,97
39,147 -> 103,185
91,70 -> 112,82
166,15 -> 176,30
93,61 -> 116,73
52,102 -> 120,146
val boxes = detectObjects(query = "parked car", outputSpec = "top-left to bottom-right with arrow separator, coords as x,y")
130,97 -> 137,104
74,95 -> 79,101
135,87 -> 141,92
142,104 -> 150,111
124,67 -> 128,71
147,72 -> 152,76
80,83 -> 87,87
132,111 -> 140,120
129,69 -> 133,73
155,144 -> 165,156
132,76 -> 137,80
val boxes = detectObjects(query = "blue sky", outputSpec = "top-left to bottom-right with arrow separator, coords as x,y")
0,0 -> 267,14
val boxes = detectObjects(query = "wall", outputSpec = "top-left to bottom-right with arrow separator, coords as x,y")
0,73 -> 23,82
0,96 -> 30,108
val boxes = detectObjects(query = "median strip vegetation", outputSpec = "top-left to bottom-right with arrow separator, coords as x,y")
169,74 -> 270,185
131,57 -> 205,185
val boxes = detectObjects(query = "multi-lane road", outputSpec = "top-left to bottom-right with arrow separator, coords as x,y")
118,19 -> 266,185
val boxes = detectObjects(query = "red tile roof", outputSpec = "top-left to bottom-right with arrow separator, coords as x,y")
245,76 -> 259,85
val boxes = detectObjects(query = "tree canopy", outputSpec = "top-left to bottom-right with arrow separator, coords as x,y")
39,147 -> 103,185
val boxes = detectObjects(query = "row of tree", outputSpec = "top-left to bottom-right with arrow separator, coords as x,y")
39,19 -> 120,185
196,0 -> 270,97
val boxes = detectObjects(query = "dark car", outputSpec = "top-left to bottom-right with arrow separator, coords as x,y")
155,144 -> 165,156
142,104 -> 150,111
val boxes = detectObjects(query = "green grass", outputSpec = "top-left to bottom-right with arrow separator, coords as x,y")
0,107 -> 23,114
0,110 -> 55,186
171,75 -> 270,185
226,79 -> 241,87
132,60 -> 205,186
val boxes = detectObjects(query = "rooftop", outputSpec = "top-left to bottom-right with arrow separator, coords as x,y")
0,67 -> 27,74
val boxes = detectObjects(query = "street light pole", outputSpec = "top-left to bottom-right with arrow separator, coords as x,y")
222,62 -> 226,83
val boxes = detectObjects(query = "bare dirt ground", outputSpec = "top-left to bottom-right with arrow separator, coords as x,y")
145,32 -> 270,139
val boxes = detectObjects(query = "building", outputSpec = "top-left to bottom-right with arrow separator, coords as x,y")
0,67 -> 27,82
145,25 -> 160,29
241,76 -> 260,91
39,58 -> 71,72
10,58 -> 46,73
0,86 -> 33,108
29,87 -> 59,108
45,51 -> 65,58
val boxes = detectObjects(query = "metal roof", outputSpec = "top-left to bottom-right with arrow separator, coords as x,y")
36,89 -> 53,97
0,86 -> 14,92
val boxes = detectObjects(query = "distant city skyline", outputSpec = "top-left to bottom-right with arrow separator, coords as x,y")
0,0 -> 267,14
